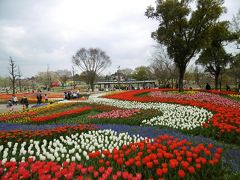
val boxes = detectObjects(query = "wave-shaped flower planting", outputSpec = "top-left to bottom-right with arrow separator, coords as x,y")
30,106 -> 92,122
89,109 -> 140,119
104,89 -> 240,144
150,91 -> 240,108
0,124 -> 96,143
89,94 -> 212,130
0,134 -> 223,179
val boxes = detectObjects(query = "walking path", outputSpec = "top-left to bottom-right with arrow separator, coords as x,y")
0,104 -> 23,113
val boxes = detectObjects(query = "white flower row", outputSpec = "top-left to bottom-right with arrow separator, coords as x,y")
0,130 -> 146,164
88,93 -> 213,130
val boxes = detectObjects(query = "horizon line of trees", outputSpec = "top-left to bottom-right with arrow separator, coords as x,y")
1,58 -> 239,93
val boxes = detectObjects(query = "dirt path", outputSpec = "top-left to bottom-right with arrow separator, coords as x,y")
0,104 -> 25,113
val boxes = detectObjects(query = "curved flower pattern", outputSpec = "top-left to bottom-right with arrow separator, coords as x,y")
104,90 -> 240,136
89,93 -> 213,130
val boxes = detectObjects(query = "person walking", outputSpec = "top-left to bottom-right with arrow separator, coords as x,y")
13,95 -> 18,105
205,83 -> 211,90
77,90 -> 80,98
20,96 -> 29,111
226,84 -> 231,91
36,93 -> 40,104
11,95 -> 15,105
37,93 -> 42,104
7,99 -> 14,111
44,94 -> 48,103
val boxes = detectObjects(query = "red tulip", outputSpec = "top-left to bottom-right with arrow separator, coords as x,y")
188,166 -> 195,174
178,169 -> 186,178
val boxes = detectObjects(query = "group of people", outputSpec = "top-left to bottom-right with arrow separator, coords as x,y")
36,92 -> 48,104
205,83 -> 231,91
6,92 -> 49,111
64,90 -> 81,100
7,95 -> 29,111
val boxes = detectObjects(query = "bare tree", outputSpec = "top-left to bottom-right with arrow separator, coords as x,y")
9,57 -> 18,94
229,54 -> 240,90
72,48 -> 111,91
35,71 -> 58,89
46,65 -> 51,90
150,45 -> 177,88
194,66 -> 203,88
56,69 -> 72,87
17,65 -> 22,92
232,9 -> 240,49
72,66 -> 76,89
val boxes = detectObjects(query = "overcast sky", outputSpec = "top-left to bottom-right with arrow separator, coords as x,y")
0,0 -> 239,77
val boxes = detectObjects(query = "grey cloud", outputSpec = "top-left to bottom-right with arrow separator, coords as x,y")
0,0 -> 239,77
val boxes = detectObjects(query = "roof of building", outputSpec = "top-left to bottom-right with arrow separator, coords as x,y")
94,80 -> 156,85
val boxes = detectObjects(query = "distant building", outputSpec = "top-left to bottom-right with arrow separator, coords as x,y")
51,81 -> 61,87
94,80 -> 156,91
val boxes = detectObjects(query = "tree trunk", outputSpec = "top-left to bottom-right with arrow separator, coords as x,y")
90,81 -> 95,92
12,80 -> 15,94
214,78 -> 218,90
18,79 -> 22,92
178,66 -> 186,92
214,72 -> 220,90
90,83 -> 94,92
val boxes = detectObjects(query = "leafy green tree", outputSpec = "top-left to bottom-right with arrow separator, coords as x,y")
119,68 -> 133,81
132,66 -> 153,81
197,22 -> 235,90
145,0 -> 225,91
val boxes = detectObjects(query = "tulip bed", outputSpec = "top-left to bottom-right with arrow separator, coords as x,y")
0,89 -> 240,179
104,89 -> 240,145
0,134 -> 225,180
0,102 -> 80,122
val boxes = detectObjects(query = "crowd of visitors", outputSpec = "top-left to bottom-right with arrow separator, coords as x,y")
6,92 -> 49,112
36,92 -> 48,104
64,90 -> 81,100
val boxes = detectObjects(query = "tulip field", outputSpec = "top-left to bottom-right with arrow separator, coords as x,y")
0,89 -> 240,179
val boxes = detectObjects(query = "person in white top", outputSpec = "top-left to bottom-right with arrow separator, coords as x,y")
13,96 -> 18,105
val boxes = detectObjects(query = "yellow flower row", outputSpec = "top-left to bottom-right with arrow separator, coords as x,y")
229,94 -> 240,98
0,102 -> 77,121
